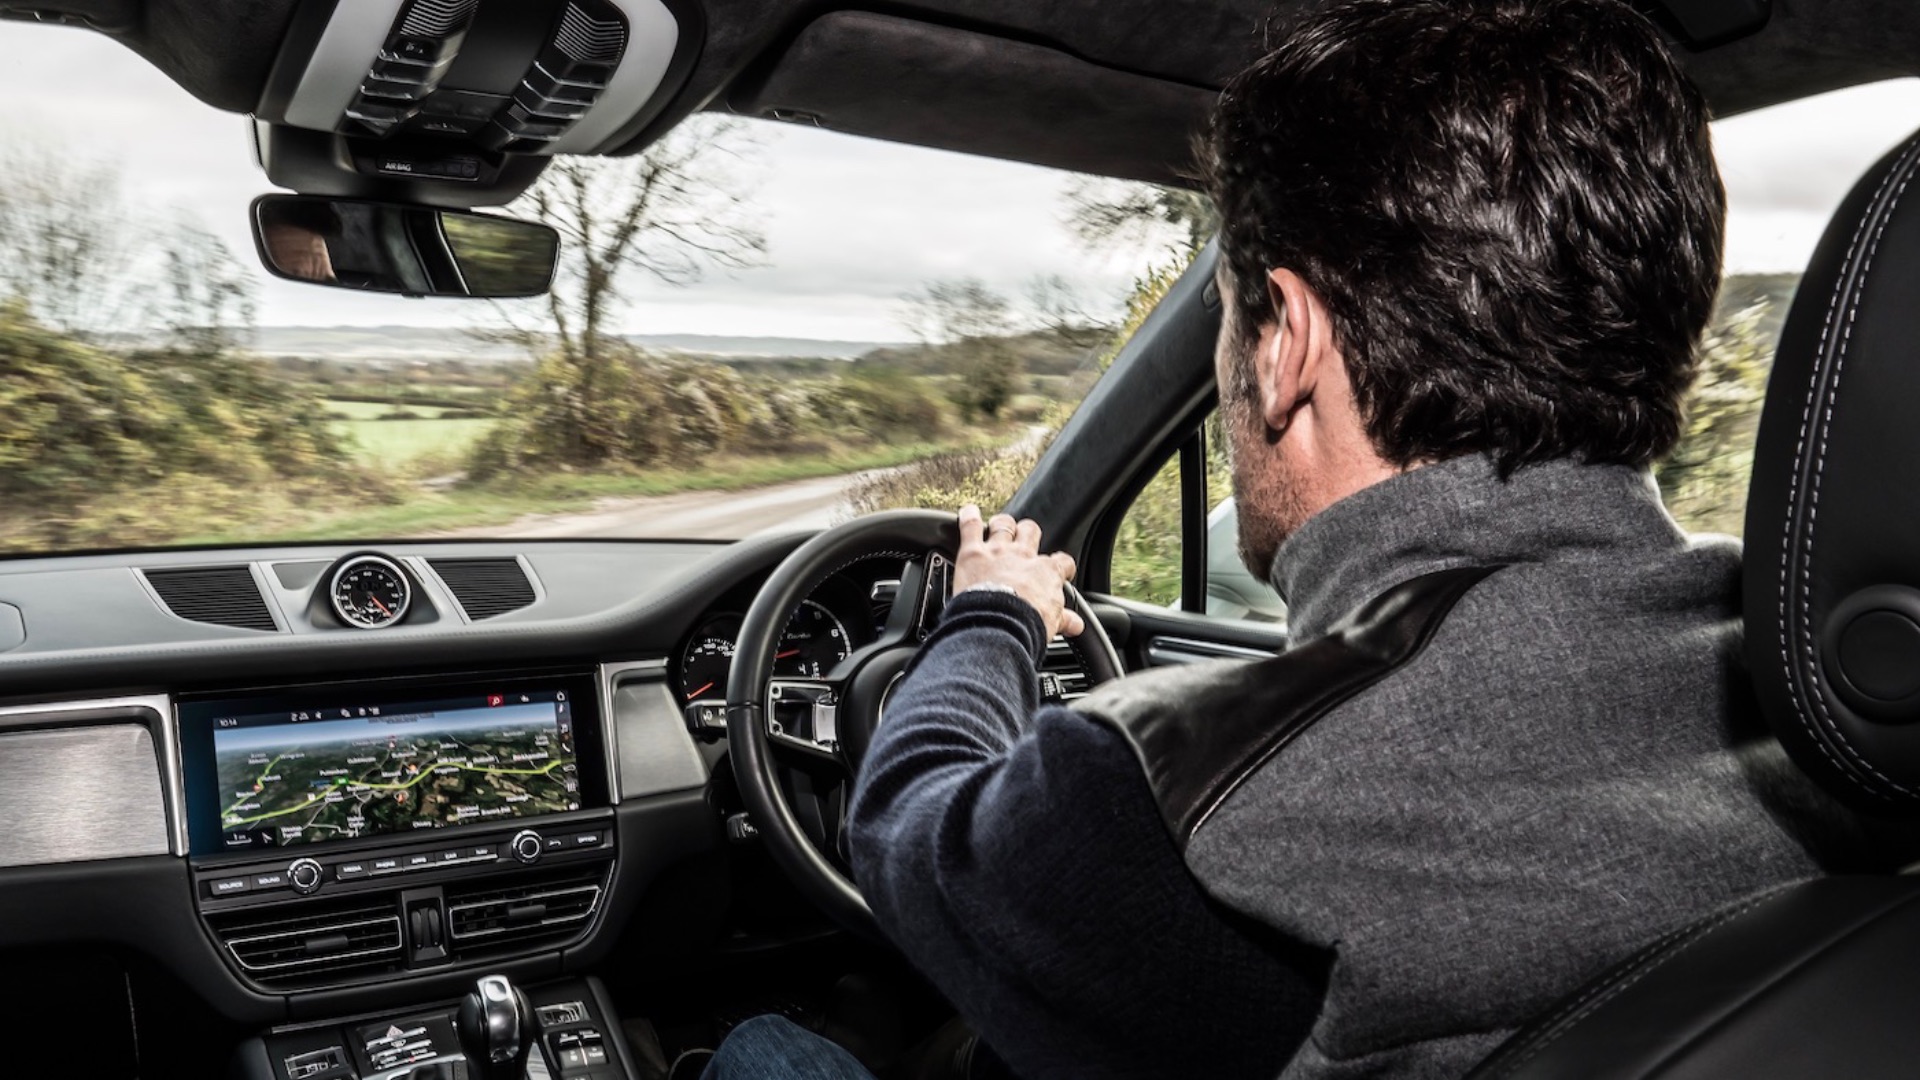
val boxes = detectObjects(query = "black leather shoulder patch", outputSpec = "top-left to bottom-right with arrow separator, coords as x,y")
1074,565 -> 1501,849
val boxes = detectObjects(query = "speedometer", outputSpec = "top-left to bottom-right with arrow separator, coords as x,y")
776,600 -> 852,678
328,554 -> 411,629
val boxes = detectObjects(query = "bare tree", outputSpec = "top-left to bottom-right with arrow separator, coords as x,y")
1062,178 -> 1218,255
158,213 -> 257,355
0,145 -> 142,337
509,115 -> 767,366
899,278 -> 1023,420
900,277 -> 1014,345
476,115 -> 769,467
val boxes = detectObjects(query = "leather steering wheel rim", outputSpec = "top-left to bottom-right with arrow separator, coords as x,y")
725,508 -> 1124,938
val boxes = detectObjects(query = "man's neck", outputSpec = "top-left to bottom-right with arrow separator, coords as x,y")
1269,455 -> 1684,642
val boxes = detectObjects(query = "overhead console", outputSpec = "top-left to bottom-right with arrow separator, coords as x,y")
179,671 -> 619,993
253,0 -> 700,207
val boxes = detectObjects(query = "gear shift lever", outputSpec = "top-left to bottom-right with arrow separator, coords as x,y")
456,973 -> 538,1080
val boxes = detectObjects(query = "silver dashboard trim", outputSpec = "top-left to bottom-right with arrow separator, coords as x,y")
598,659 -> 709,800
0,692 -> 185,856
597,660 -> 665,805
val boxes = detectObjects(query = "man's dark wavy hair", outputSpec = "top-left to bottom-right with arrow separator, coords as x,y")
1204,0 -> 1724,472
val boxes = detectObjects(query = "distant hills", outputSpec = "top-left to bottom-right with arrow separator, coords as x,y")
204,271 -> 1809,370
244,325 -> 897,364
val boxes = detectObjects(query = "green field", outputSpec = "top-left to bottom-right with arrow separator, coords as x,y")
323,398 -> 495,467
330,417 -> 496,467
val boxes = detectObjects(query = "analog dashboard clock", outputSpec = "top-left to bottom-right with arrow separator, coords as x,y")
326,553 -> 413,629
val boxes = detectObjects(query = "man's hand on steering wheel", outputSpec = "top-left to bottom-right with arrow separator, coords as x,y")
953,505 -> 1087,639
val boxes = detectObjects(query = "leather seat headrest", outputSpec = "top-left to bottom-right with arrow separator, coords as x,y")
1746,128 -> 1920,816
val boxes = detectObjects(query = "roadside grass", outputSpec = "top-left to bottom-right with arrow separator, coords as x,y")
177,438 -> 986,545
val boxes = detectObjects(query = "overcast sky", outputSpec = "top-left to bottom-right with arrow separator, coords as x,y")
4,20 -> 1919,340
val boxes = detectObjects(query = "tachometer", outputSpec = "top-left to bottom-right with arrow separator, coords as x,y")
680,615 -> 742,703
776,600 -> 852,678
328,554 -> 411,629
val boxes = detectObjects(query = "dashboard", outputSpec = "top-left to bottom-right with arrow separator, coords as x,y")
0,531 -> 870,1025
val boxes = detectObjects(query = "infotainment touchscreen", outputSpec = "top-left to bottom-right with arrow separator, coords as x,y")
179,676 -> 603,855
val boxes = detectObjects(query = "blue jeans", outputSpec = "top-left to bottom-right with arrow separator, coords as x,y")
701,1015 -> 878,1080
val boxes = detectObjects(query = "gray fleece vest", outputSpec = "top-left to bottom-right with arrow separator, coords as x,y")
1075,456 -> 1832,1080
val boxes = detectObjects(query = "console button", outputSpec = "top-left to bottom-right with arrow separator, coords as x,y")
544,834 -> 568,853
584,1044 -> 608,1066
557,1047 -> 587,1070
405,853 -> 433,871
252,870 -> 289,889
336,861 -> 370,881
371,856 -> 402,874
572,831 -> 604,849
288,858 -> 324,895
436,849 -> 463,864
380,35 -> 447,65
511,830 -> 544,864
468,844 -> 497,861
208,876 -> 250,897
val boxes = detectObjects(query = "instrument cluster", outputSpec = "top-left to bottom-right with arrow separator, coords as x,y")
671,555 -> 909,712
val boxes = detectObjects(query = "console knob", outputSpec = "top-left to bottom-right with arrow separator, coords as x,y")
288,857 -> 324,895
510,830 -> 543,865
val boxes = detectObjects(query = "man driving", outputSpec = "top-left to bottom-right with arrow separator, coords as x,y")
705,0 -> 1832,1076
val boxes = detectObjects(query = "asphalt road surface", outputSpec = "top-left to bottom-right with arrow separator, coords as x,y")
447,468 -> 891,541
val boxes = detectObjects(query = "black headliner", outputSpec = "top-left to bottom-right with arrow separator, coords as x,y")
5,0 -> 1919,184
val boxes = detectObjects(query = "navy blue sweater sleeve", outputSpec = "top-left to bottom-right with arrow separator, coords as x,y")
847,590 -> 1324,1080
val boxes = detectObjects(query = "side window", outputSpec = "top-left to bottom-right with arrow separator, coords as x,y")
1106,415 -> 1288,626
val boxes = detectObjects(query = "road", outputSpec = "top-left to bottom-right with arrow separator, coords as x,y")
446,468 -> 891,541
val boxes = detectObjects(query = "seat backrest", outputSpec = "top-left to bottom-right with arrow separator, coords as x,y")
1744,126 -> 1920,817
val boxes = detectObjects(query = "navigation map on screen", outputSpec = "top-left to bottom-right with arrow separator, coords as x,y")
212,690 -> 579,850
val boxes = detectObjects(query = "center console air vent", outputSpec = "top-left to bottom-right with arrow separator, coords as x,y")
428,557 -> 537,620
446,868 -> 603,957
142,567 -> 278,632
209,898 -> 403,989
1041,640 -> 1092,701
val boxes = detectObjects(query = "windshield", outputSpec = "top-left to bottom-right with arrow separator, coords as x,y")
0,22 -> 1203,554
6,24 -> 1919,558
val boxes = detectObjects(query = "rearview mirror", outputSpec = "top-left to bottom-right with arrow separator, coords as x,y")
250,195 -> 558,298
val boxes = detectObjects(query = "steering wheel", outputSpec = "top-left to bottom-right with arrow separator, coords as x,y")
725,509 -> 1125,937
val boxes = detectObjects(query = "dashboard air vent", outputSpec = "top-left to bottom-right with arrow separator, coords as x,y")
447,868 -> 603,957
1041,640 -> 1092,701
209,898 -> 403,989
142,567 -> 277,631
429,558 -> 537,620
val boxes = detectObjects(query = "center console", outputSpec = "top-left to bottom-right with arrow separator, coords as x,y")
178,672 -> 618,994
242,971 -> 639,1080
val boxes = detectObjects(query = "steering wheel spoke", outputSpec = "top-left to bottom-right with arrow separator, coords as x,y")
765,678 -> 850,768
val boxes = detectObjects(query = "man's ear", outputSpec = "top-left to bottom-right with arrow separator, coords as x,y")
1252,268 -> 1322,432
